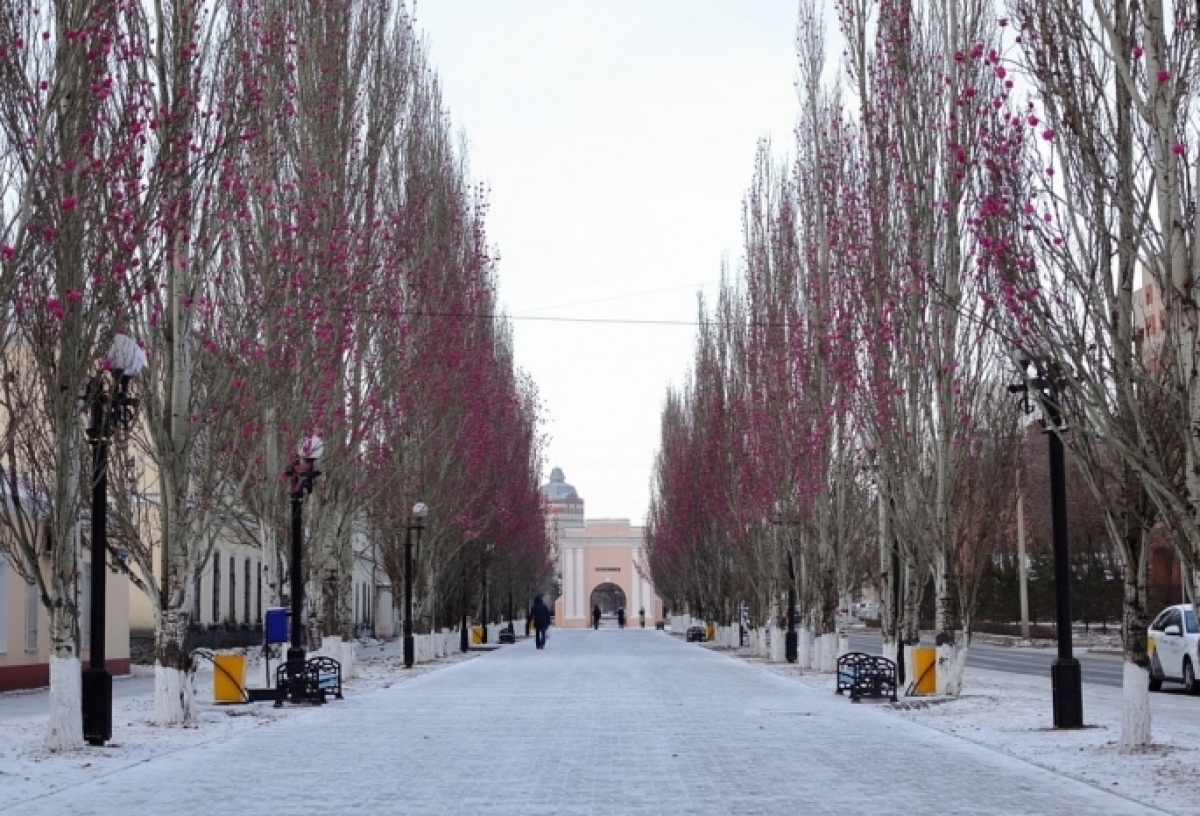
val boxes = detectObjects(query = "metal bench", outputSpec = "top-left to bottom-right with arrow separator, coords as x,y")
655,620 -> 666,630
835,652 -> 897,702
274,656 -> 342,706
686,625 -> 707,643
498,628 -> 516,644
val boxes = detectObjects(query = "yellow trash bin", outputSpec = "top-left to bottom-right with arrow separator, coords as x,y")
212,653 -> 246,703
912,646 -> 937,695
471,625 -> 485,644
706,622 -> 716,642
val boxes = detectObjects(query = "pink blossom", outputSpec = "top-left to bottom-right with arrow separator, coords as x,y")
1157,69 -> 1170,83
995,66 -> 1006,79
1133,46 -> 1144,58
1042,129 -> 1055,141
1027,114 -> 1039,127
1172,143 -> 1185,155
0,245 -> 13,260
61,196 -> 78,210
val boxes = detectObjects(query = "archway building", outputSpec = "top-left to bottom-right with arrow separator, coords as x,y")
541,468 -> 663,628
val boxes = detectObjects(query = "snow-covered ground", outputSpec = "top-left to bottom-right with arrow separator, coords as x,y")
746,647 -> 1200,816
0,639 -> 478,805
3,634 -> 1199,814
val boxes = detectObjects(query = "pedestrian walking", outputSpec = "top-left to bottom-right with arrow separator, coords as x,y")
532,595 -> 552,649
592,604 -> 601,630
617,608 -> 626,629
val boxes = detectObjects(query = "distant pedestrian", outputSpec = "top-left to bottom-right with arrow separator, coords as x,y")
532,596 -> 552,649
617,608 -> 626,629
592,604 -> 602,630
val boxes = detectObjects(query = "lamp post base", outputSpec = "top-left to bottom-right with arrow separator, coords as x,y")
785,630 -> 798,664
403,635 -> 414,668
81,667 -> 112,746
286,646 -> 306,667
1051,658 -> 1084,728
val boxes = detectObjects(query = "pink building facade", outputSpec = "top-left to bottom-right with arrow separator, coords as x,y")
541,468 -> 662,628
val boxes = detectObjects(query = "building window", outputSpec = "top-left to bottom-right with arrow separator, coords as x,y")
213,551 -> 221,623
243,558 -> 251,625
256,563 -> 263,624
25,581 -> 38,652
193,572 -> 202,624
0,555 -> 10,653
228,555 -> 236,624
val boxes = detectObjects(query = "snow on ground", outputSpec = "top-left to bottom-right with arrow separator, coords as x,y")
0,639 -> 478,805
4,632 -> 1200,814
737,644 -> 1200,816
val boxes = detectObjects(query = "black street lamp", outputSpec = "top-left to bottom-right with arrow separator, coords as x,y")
459,558 -> 469,653
82,334 -> 145,747
403,501 -> 428,668
771,500 -> 799,664
284,437 -> 323,669
785,553 -> 798,663
1009,359 -> 1083,728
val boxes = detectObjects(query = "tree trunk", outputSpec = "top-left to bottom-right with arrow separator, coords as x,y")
153,608 -> 194,726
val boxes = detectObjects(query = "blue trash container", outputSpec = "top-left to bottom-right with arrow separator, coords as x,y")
265,607 -> 289,644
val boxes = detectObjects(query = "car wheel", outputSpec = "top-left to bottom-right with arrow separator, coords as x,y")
1185,659 -> 1199,696
1149,676 -> 1162,692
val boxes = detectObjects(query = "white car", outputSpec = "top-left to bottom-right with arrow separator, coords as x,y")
1147,603 -> 1200,693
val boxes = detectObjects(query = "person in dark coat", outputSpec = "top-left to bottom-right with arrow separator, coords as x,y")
617,607 -> 626,628
531,595 -> 552,649
592,604 -> 602,630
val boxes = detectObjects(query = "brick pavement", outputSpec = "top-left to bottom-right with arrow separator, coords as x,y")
13,629 -> 1164,815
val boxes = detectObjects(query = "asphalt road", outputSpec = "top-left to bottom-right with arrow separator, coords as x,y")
846,631 -> 1128,688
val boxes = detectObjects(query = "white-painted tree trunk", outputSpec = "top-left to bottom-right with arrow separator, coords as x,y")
154,664 -> 195,727
821,633 -> 838,672
1121,662 -> 1152,747
938,642 -> 968,697
769,624 -> 785,663
798,628 -> 811,668
45,656 -> 84,752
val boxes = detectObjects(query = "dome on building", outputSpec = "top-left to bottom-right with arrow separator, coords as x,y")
542,467 -> 580,501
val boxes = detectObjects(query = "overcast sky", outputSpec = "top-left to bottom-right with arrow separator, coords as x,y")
414,2 -> 802,523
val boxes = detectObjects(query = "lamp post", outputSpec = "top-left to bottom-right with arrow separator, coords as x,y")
284,436 -> 323,669
82,334 -> 145,747
1009,360 -> 1083,728
403,501 -> 428,668
460,558 -> 469,653
771,501 -> 799,664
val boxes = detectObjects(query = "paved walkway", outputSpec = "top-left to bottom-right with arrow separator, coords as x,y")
14,630 -> 1162,815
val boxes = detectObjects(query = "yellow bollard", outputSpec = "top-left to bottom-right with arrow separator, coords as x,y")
212,653 -> 246,703
912,646 -> 937,695
706,622 -> 716,643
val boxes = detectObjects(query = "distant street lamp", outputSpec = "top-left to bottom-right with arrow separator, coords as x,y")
82,333 -> 146,747
403,501 -> 428,668
1008,359 -> 1083,729
771,500 -> 799,664
284,436 -> 323,669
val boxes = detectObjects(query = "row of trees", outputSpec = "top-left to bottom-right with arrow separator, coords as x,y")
0,0 -> 551,751
647,0 -> 1196,748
